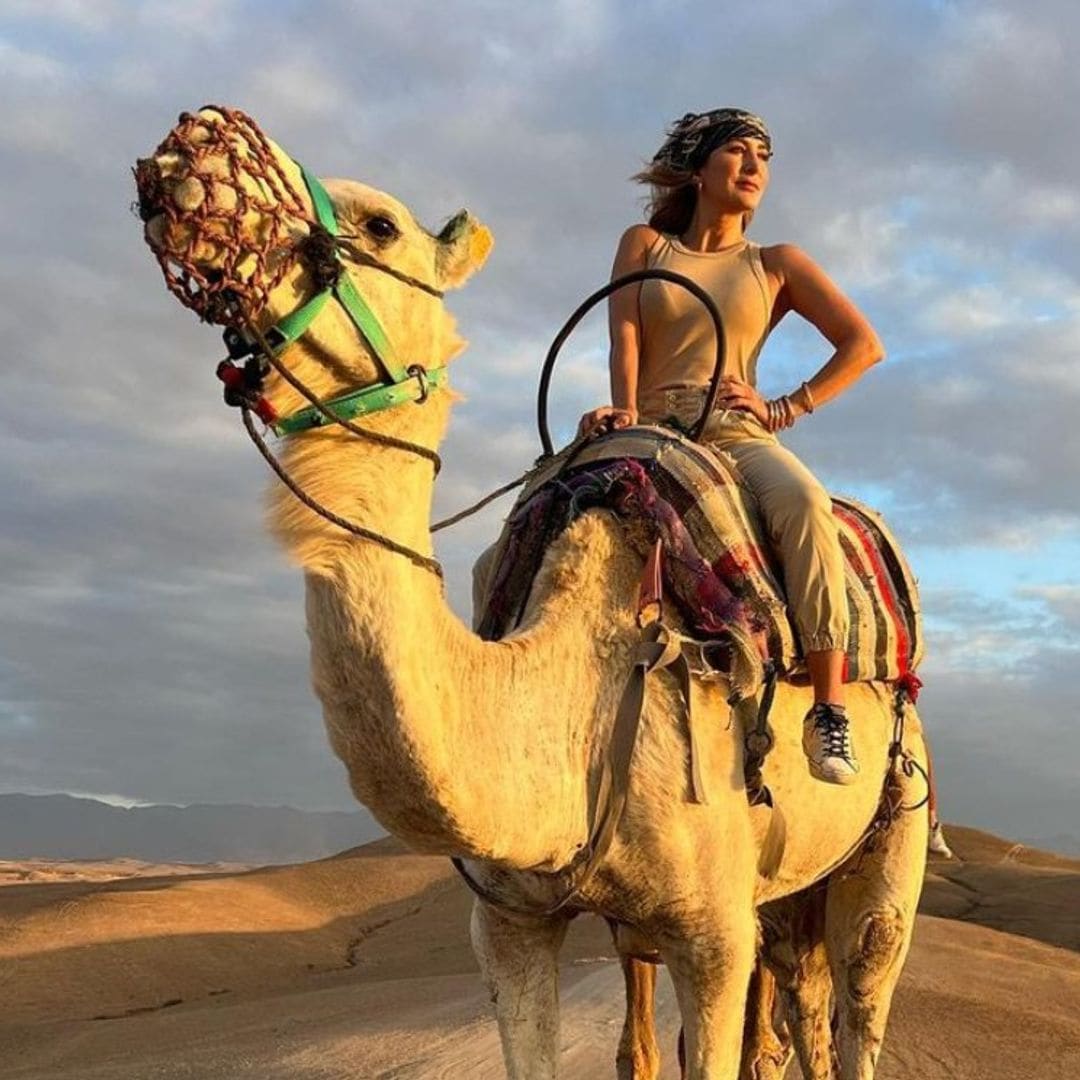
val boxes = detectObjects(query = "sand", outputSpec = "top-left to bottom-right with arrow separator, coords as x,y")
0,858 -> 251,888
1,827 -> 1077,1078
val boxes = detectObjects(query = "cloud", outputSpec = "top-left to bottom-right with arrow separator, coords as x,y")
0,1 -> 124,32
0,0 -> 1076,839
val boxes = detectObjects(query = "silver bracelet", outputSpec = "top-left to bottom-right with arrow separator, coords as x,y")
766,395 -> 796,432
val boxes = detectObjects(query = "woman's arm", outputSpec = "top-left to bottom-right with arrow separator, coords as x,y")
577,224 -> 659,437
720,244 -> 885,423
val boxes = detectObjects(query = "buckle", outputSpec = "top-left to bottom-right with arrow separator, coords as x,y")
223,325 -> 287,360
223,327 -> 254,360
406,364 -> 430,403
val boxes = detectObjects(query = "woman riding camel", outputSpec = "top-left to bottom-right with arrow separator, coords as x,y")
578,107 -> 881,786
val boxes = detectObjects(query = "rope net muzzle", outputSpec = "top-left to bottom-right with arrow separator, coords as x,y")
134,105 -> 313,327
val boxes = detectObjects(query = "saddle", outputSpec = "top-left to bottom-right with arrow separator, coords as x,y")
476,425 -> 923,687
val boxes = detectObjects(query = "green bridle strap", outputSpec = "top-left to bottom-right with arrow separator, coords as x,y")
257,163 -> 446,436
272,366 -> 449,434
269,288 -> 332,351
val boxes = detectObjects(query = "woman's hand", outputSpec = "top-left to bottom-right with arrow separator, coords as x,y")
717,375 -> 769,426
577,405 -> 638,439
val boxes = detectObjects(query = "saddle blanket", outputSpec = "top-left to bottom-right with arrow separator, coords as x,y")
476,425 -> 923,684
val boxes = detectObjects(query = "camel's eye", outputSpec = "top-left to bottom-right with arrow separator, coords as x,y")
365,215 -> 399,241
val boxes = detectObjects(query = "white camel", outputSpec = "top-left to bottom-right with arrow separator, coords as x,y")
135,107 -> 928,1080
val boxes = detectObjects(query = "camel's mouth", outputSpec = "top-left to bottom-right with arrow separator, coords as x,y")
133,106 -> 313,327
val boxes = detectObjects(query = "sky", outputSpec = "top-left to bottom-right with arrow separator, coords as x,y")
0,0 -> 1077,842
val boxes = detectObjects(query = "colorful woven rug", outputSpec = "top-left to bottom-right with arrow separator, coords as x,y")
475,425 -> 922,684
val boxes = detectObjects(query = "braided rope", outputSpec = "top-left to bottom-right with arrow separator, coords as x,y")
136,107 -> 452,575
241,407 -> 444,580
134,106 -> 310,325
241,314 -> 443,473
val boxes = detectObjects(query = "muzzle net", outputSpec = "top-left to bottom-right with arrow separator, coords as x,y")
133,106 -> 315,327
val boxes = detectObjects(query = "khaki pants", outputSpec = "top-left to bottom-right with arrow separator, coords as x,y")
646,389 -> 850,655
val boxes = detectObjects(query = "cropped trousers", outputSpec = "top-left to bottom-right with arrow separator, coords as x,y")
646,389 -> 850,656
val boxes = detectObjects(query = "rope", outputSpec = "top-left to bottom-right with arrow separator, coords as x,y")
134,106 -> 311,325
242,314 -> 443,473
839,681 -> 930,877
240,407 -> 443,579
889,682 -> 931,814
431,475 -> 529,533
336,238 -> 446,298
139,108 -> 520,576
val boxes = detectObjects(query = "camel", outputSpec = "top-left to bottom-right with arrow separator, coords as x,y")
134,107 -> 928,1080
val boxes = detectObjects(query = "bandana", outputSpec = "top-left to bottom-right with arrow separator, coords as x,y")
652,108 -> 772,173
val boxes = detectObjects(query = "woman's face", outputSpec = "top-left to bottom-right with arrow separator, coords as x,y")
695,136 -> 771,213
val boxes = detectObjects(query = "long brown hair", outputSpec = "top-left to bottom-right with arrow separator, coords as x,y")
631,158 -> 753,237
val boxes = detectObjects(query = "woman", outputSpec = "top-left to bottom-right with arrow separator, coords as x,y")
578,108 -> 885,785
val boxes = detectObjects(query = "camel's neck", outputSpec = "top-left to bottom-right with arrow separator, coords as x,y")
269,407 -> 637,869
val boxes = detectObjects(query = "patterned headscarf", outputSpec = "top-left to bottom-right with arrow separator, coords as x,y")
652,108 -> 772,173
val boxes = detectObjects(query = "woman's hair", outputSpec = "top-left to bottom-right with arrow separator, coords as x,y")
631,158 -> 755,237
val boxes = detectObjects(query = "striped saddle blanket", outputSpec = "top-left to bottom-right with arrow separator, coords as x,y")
476,425 -> 922,685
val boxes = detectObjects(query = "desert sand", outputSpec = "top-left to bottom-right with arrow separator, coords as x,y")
0,858 -> 251,888
1,826 -> 1077,1079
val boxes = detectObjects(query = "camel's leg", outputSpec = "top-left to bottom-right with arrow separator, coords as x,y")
739,958 -> 796,1080
470,897 -> 570,1080
616,956 -> 662,1080
824,794 -> 928,1079
758,892 -> 835,1079
617,947 -> 794,1080
658,904 -> 758,1080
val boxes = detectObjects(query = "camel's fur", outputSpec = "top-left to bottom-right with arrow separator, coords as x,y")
141,108 -> 928,1079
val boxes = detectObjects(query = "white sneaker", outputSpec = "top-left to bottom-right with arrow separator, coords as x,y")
803,703 -> 859,785
928,821 -> 954,858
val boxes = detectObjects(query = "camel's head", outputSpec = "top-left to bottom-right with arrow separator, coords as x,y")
134,105 -> 492,417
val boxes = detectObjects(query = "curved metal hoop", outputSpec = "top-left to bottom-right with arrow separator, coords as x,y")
537,268 -> 727,456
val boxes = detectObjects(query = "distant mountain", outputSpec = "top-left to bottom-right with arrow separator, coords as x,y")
0,793 -> 383,864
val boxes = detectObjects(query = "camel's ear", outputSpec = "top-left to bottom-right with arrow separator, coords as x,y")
435,209 -> 493,290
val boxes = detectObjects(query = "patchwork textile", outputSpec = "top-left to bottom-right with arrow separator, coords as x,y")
476,425 -> 923,684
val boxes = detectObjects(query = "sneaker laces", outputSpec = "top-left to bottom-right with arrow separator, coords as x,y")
810,704 -> 853,761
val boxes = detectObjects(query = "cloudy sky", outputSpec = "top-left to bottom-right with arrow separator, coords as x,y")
1,0 -> 1077,842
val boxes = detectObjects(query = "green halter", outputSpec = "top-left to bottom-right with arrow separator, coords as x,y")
262,164 -> 447,436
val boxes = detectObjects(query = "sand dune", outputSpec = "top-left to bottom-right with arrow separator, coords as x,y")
1,828 -> 1077,1078
0,857 -> 251,888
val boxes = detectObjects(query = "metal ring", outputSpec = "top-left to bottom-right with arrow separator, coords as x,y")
407,364 -> 430,403
536,268 -> 727,456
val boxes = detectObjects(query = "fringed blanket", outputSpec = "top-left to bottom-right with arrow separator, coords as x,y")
475,425 -> 922,684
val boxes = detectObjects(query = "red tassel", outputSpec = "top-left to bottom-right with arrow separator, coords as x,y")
897,670 -> 923,703
216,361 -> 278,424
252,397 -> 278,423
216,361 -> 245,391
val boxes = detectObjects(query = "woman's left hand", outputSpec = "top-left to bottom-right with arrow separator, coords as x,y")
717,375 -> 769,426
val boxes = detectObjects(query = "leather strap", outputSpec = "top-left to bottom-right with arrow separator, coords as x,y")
453,619 -> 785,915
271,365 -> 448,435
584,623 -> 708,886
636,537 -> 664,626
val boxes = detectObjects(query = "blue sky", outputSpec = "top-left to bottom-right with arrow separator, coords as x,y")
0,0 -> 1077,842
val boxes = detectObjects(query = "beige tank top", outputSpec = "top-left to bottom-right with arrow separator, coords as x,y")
636,232 -> 773,433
